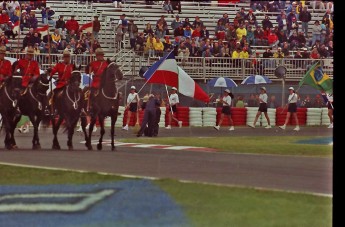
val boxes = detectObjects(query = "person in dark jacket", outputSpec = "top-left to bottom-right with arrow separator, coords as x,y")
55,15 -> 65,31
299,6 -> 312,37
137,94 -> 161,137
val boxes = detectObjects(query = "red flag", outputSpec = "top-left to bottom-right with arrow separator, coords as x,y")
80,22 -> 93,33
144,51 -> 210,103
36,25 -> 49,36
12,21 -> 20,35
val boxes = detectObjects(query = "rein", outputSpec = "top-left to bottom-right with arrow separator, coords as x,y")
65,85 -> 81,110
29,87 -> 42,110
4,86 -> 17,108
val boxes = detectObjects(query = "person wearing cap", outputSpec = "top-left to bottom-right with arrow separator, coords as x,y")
86,47 -> 108,109
0,46 -> 12,84
65,15 -> 79,34
279,87 -> 300,131
244,9 -> 257,27
214,89 -> 234,131
166,87 -> 182,129
248,87 -> 272,129
14,47 -> 40,89
47,49 -> 76,114
123,85 -> 140,131
171,15 -> 182,31
136,93 -> 161,137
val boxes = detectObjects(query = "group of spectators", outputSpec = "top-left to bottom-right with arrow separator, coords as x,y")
110,0 -> 333,66
1,0 -> 103,65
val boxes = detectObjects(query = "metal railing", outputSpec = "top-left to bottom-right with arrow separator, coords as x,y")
6,52 -> 333,83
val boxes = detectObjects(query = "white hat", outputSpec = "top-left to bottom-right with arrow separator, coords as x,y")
171,87 -> 177,91
22,10 -> 27,14
289,87 -> 294,90
260,87 -> 266,91
224,89 -> 230,93
130,86 -> 136,90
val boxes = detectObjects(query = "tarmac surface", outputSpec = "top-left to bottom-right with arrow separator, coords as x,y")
0,126 -> 333,196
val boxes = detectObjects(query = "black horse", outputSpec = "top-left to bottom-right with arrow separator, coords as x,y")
17,72 -> 50,149
51,71 -> 88,150
0,77 -> 21,150
85,62 -> 123,151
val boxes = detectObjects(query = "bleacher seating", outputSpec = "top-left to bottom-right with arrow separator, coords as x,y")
35,0 -> 333,82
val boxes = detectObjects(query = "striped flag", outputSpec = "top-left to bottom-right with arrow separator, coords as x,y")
13,21 -> 20,35
36,25 -> 49,37
144,51 -> 210,103
80,22 -> 93,33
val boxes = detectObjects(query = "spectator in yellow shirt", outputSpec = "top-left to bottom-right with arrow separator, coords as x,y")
232,47 -> 241,67
236,23 -> 247,41
154,38 -> 164,56
240,47 -> 249,59
144,34 -> 156,57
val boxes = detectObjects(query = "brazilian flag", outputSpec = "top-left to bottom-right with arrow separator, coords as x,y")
299,61 -> 333,93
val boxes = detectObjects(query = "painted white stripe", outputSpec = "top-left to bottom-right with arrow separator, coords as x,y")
0,189 -> 114,212
162,146 -> 195,150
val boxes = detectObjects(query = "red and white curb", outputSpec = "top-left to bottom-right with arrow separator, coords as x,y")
80,140 -> 217,152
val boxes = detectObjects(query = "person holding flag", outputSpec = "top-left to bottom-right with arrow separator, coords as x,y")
166,87 -> 182,129
321,90 -> 333,128
123,85 -> 140,131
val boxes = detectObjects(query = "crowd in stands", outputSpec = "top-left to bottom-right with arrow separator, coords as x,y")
107,0 -> 334,66
0,0 -> 334,70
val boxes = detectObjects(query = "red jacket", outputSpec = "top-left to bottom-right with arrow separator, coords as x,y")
65,19 -> 80,33
88,60 -> 108,89
267,33 -> 278,44
50,62 -> 74,89
0,59 -> 12,82
15,59 -> 40,87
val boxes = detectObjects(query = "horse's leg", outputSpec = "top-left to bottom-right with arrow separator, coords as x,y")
9,115 -> 20,149
52,116 -> 63,150
29,115 -> 40,150
110,116 -> 116,151
86,115 -> 97,150
80,114 -> 89,149
65,116 -> 75,151
2,116 -> 12,150
97,115 -> 105,151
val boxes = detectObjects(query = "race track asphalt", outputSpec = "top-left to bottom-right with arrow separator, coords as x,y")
0,126 -> 333,196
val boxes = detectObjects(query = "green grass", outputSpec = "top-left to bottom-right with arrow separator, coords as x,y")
0,165 -> 332,227
119,136 -> 333,157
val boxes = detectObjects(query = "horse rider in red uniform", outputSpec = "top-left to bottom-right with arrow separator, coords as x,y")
86,47 -> 108,114
0,46 -> 12,85
48,49 -> 76,114
14,47 -> 40,91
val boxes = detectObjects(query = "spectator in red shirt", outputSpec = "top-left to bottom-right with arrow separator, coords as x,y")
65,15 -> 79,35
267,30 -> 279,48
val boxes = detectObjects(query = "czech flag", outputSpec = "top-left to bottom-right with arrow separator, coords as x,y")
36,25 -> 49,37
144,51 -> 210,103
80,22 -> 93,33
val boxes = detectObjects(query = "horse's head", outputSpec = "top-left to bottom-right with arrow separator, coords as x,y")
34,73 -> 50,95
101,61 -> 123,86
69,71 -> 82,89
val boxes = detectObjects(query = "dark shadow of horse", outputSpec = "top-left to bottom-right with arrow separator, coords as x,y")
85,61 -> 123,151
17,72 -> 50,149
51,71 -> 88,150
0,77 -> 21,150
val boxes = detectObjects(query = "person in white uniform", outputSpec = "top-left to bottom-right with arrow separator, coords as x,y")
324,91 -> 333,128
123,86 -> 140,130
166,87 -> 182,129
279,87 -> 300,131
248,87 -> 272,129
213,89 -> 235,131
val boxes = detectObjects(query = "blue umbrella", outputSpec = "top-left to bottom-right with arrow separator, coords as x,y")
241,75 -> 272,85
208,77 -> 238,88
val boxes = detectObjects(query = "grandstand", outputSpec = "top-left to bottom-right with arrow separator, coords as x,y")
7,0 -> 333,83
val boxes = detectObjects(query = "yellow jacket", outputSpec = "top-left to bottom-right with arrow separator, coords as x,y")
232,51 -> 241,59
240,51 -> 249,59
154,41 -> 164,51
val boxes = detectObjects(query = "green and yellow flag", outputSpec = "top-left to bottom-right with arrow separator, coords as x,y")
298,61 -> 333,92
